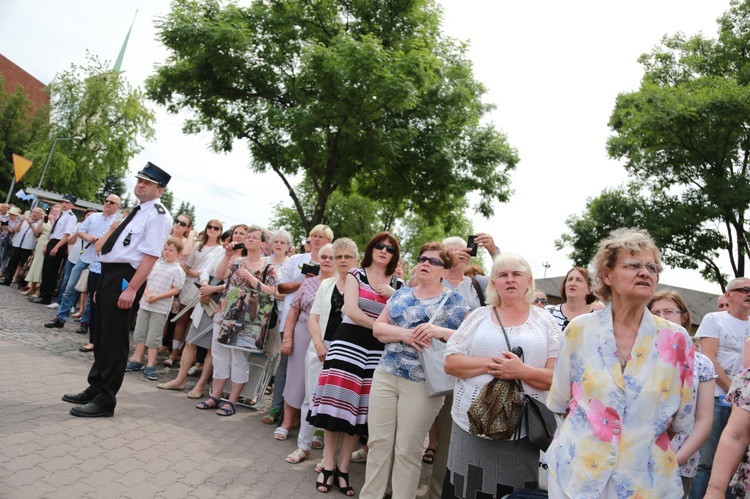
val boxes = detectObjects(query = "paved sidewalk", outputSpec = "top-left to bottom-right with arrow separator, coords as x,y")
0,285 -> 434,498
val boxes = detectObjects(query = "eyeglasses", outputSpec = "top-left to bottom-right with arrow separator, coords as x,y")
417,255 -> 445,267
174,220 -> 188,227
534,298 -> 548,305
206,225 -> 221,231
104,200 -> 119,205
651,308 -> 684,318
621,259 -> 662,275
374,241 -> 397,255
729,287 -> 750,295
319,255 -> 334,261
335,254 -> 356,261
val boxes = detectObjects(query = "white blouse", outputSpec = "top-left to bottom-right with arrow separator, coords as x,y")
446,305 -> 560,437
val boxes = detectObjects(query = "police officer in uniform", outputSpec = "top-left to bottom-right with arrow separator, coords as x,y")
31,194 -> 78,304
63,163 -> 173,417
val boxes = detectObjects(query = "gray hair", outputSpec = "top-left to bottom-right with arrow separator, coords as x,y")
270,229 -> 293,248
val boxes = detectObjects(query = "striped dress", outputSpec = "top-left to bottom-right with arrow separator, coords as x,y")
307,267 -> 392,436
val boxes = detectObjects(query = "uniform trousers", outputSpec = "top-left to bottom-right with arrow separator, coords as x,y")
40,239 -> 67,302
84,262 -> 136,411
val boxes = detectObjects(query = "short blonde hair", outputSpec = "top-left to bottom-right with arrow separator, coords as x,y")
485,253 -> 535,307
593,228 -> 661,303
309,224 -> 333,242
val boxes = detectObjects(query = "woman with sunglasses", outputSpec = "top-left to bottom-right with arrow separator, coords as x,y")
164,219 -> 223,367
308,232 -> 402,495
360,242 -> 468,499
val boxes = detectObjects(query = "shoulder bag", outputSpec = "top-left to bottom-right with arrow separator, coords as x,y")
418,292 -> 455,397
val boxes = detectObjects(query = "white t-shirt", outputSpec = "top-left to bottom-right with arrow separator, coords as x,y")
696,310 -> 750,396
67,223 -> 83,264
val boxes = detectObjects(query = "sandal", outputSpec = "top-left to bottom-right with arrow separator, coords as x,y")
216,401 -> 236,416
273,426 -> 290,440
422,447 -> 436,464
316,468 -> 335,493
265,383 -> 273,395
311,432 -> 324,450
163,358 -> 178,367
350,448 -> 368,463
285,448 -> 310,464
156,382 -> 186,391
335,467 -> 355,496
315,459 -> 325,473
262,407 -> 281,425
187,388 -> 204,399
195,396 -> 220,410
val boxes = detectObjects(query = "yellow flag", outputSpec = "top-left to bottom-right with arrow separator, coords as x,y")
12,154 -> 32,182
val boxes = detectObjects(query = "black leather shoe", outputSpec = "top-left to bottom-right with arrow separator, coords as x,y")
62,391 -> 94,404
76,324 -> 88,334
70,402 -> 113,418
28,297 -> 49,304
0,279 -> 10,286
44,318 -> 65,329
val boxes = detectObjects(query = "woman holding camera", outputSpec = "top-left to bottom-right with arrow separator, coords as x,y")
196,225 -> 276,416
443,253 -> 559,498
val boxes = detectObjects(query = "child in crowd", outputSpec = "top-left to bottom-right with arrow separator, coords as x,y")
125,237 -> 186,381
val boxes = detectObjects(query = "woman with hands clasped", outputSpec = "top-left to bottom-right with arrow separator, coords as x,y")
359,242 -> 468,499
196,225 -> 277,417
443,253 -> 560,498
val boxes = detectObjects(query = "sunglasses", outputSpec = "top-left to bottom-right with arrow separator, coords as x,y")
729,286 -> 750,295
534,298 -> 548,305
174,220 -> 188,227
319,255 -> 335,261
335,254 -> 356,261
417,255 -> 445,267
373,241 -> 397,255
104,200 -> 119,205
206,225 -> 221,231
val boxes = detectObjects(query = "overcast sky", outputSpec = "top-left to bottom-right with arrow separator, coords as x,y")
0,0 -> 734,293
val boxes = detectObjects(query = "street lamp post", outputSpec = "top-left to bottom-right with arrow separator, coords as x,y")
37,136 -> 81,190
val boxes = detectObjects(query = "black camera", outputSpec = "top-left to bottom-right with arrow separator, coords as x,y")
511,346 -> 524,359
233,243 -> 245,250
301,262 -> 320,276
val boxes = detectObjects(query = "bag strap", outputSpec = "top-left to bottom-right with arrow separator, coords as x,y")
492,306 -> 525,389
428,292 -> 451,325
472,277 -> 486,306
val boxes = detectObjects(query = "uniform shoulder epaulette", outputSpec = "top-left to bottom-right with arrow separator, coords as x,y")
155,204 -> 166,214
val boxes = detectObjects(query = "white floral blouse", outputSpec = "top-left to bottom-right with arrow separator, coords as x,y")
546,304 -> 695,499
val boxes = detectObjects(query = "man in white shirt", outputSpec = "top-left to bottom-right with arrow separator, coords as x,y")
32,194 -> 79,305
690,277 -> 750,498
0,207 -> 44,285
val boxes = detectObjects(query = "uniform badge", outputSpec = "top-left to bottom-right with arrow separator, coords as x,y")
155,204 -> 166,214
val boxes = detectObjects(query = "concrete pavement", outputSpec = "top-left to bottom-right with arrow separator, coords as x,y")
0,284 -> 434,498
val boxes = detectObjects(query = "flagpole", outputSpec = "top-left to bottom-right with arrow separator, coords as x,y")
5,178 -> 15,204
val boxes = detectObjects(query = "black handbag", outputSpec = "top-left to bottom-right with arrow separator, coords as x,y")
493,307 -> 558,451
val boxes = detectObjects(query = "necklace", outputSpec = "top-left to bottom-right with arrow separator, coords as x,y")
444,275 -> 464,286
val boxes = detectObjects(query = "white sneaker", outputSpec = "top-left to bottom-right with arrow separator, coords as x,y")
47,303 -> 60,309
351,448 -> 368,463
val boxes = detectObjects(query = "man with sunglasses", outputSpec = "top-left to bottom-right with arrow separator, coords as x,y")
44,195 -> 121,332
690,278 -> 750,498
62,163 -> 173,418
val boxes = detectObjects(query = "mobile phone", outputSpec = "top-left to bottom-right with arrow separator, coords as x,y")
233,243 -> 245,250
467,235 -> 478,257
115,212 -> 124,224
301,262 -> 320,276
0,221 -> 7,227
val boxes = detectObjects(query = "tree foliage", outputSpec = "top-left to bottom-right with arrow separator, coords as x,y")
147,0 -> 518,231
559,0 -> 750,290
22,54 -> 155,202
0,75 -> 49,203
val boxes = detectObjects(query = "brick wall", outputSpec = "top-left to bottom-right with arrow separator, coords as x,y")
0,53 -> 49,114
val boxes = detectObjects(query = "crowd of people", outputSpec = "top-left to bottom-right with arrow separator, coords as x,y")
3,181 -> 750,498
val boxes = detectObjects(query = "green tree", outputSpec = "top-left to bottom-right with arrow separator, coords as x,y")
147,0 -> 518,232
559,0 -> 750,290
0,75 -> 49,202
161,187 -> 175,215
23,54 -> 155,201
173,200 -> 197,227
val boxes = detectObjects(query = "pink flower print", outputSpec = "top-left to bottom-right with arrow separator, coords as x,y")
586,398 -> 622,443
655,329 -> 687,367
568,381 -> 583,413
655,431 -> 671,452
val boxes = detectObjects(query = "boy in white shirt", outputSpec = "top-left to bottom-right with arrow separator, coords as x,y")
125,237 -> 186,381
